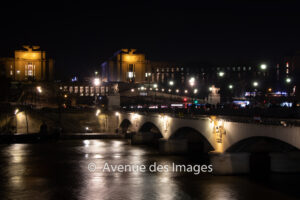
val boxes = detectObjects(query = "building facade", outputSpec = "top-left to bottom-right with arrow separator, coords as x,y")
101,49 -> 150,83
100,49 -> 298,100
0,45 -> 54,81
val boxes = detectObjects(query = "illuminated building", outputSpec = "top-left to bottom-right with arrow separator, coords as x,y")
101,49 -> 150,83
0,45 -> 54,81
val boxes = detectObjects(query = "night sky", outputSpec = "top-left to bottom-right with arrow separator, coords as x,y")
1,0 -> 300,79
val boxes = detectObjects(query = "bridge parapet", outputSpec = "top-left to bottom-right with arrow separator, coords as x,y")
118,111 -> 300,153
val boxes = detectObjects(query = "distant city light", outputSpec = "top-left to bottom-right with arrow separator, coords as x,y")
218,71 -> 225,77
169,81 -> 174,86
64,94 -> 68,98
194,89 -> 198,94
71,76 -> 78,82
268,88 -> 272,92
115,112 -> 120,116
153,84 -> 158,88
286,77 -> 291,83
260,64 -> 267,70
184,90 -> 188,93
93,78 -> 100,86
189,77 -> 195,87
176,89 -> 179,93
253,81 -> 259,87
228,84 -> 233,89
145,72 -> 151,77
131,88 -> 135,92
209,87 -> 213,91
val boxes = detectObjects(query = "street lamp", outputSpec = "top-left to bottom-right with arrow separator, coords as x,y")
95,109 -> 101,116
286,77 -> 291,83
260,64 -> 267,70
14,108 -> 19,115
36,86 -> 42,93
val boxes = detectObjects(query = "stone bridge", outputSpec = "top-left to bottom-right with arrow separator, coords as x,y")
117,112 -> 300,174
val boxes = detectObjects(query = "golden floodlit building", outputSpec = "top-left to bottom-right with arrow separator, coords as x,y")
0,45 -> 54,81
101,49 -> 150,83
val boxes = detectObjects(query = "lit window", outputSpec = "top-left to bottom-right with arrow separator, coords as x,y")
27,62 -> 33,76
128,72 -> 134,78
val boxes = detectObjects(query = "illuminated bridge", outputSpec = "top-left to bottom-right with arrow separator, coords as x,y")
117,112 -> 300,174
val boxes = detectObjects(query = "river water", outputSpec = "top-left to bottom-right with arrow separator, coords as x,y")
0,139 -> 299,200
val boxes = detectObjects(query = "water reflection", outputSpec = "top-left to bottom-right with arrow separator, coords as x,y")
0,140 -> 298,200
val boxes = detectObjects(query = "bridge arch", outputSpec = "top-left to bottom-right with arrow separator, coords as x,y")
138,121 -> 163,139
226,136 -> 299,153
170,127 -> 214,153
119,119 -> 132,134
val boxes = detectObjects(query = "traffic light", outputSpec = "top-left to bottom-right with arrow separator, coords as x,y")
194,100 -> 198,104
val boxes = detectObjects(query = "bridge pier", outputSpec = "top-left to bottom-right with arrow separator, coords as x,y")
131,132 -> 154,145
159,139 -> 188,154
209,152 -> 250,175
270,152 -> 300,173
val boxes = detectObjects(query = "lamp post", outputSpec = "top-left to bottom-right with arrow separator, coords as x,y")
169,81 -> 174,103
145,72 -> 151,89
93,78 -> 100,105
260,64 -> 267,77
153,84 -> 157,104
189,77 -> 195,103
285,77 -> 292,97
115,112 -> 120,133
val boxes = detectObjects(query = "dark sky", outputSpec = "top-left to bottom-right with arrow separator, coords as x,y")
1,0 -> 300,78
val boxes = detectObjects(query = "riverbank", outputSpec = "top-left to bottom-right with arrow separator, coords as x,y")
0,132 -> 123,143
